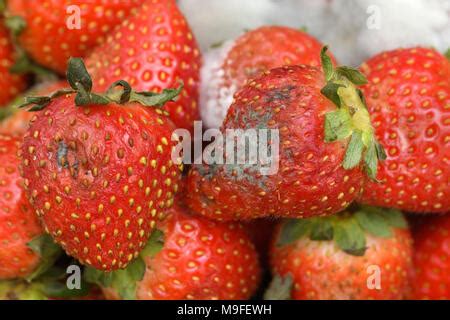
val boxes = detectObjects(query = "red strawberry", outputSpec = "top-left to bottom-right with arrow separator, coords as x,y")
201,26 -> 336,129
359,47 -> 450,213
6,0 -> 146,74
86,203 -> 261,300
410,213 -> 450,299
186,48 -> 384,221
0,134 -> 42,279
267,206 -> 413,300
0,80 -> 67,135
86,0 -> 201,131
0,20 -> 26,106
19,58 -> 183,271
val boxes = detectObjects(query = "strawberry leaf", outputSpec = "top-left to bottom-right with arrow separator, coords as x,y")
26,235 -> 63,282
5,16 -> 26,37
364,137 -> 378,179
320,46 -> 334,81
355,209 -> 392,238
84,258 -> 145,300
264,274 -> 293,300
324,109 -> 353,142
343,130 -> 364,170
335,66 -> 368,85
310,218 -> 333,241
277,219 -> 311,247
67,57 -> 93,93
130,83 -> 183,107
320,82 -> 344,108
333,216 -> 367,256
140,229 -> 165,257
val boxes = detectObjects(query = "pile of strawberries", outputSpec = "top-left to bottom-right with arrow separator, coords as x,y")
0,0 -> 448,300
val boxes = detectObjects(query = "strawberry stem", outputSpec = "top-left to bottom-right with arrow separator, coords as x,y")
320,46 -> 385,180
19,58 -> 183,111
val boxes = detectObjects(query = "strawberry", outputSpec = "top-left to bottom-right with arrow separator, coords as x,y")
86,0 -> 201,131
85,203 -> 261,300
186,48 -> 385,221
0,80 -> 66,135
19,58 -> 183,271
266,206 -> 413,300
410,214 -> 450,299
0,19 -> 26,106
0,134 -> 60,280
6,0 -> 146,74
201,26 -> 336,129
0,134 -> 41,279
359,47 -> 450,213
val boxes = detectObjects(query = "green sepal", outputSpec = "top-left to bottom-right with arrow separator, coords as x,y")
277,205 -> 408,257
42,279 -> 92,299
0,0 -> 6,12
131,84 -> 183,107
343,130 -> 364,170
355,208 -> 391,238
19,58 -> 182,112
335,66 -> 368,85
334,216 -> 367,256
5,15 -> 26,37
320,82 -> 344,108
84,229 -> 165,300
26,234 -> 63,282
84,258 -> 145,300
309,218 -> 333,241
445,48 -> 450,61
0,280 -> 49,300
319,46 -> 385,180
320,46 -> 334,81
263,274 -> 293,300
9,52 -> 55,78
276,219 -> 311,247
67,57 -> 93,92
19,88 -> 75,111
324,109 -> 353,142
140,229 -> 165,257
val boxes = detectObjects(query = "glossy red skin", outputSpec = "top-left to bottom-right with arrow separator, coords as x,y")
359,47 -> 450,213
223,26 -> 336,90
0,135 -> 42,279
8,0 -> 146,74
0,80 -> 67,135
87,0 -> 201,132
0,21 -> 26,107
411,214 -> 450,299
19,94 -> 182,271
103,204 -> 261,300
186,65 -> 364,221
270,224 -> 413,300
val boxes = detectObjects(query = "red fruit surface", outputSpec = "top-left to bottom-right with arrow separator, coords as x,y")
19,94 -> 182,271
7,0 -> 146,74
87,0 -> 201,131
359,47 -> 450,213
0,134 -> 42,279
186,65 -> 366,220
270,224 -> 413,299
411,214 -> 450,299
103,204 -> 261,300
0,21 -> 26,107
